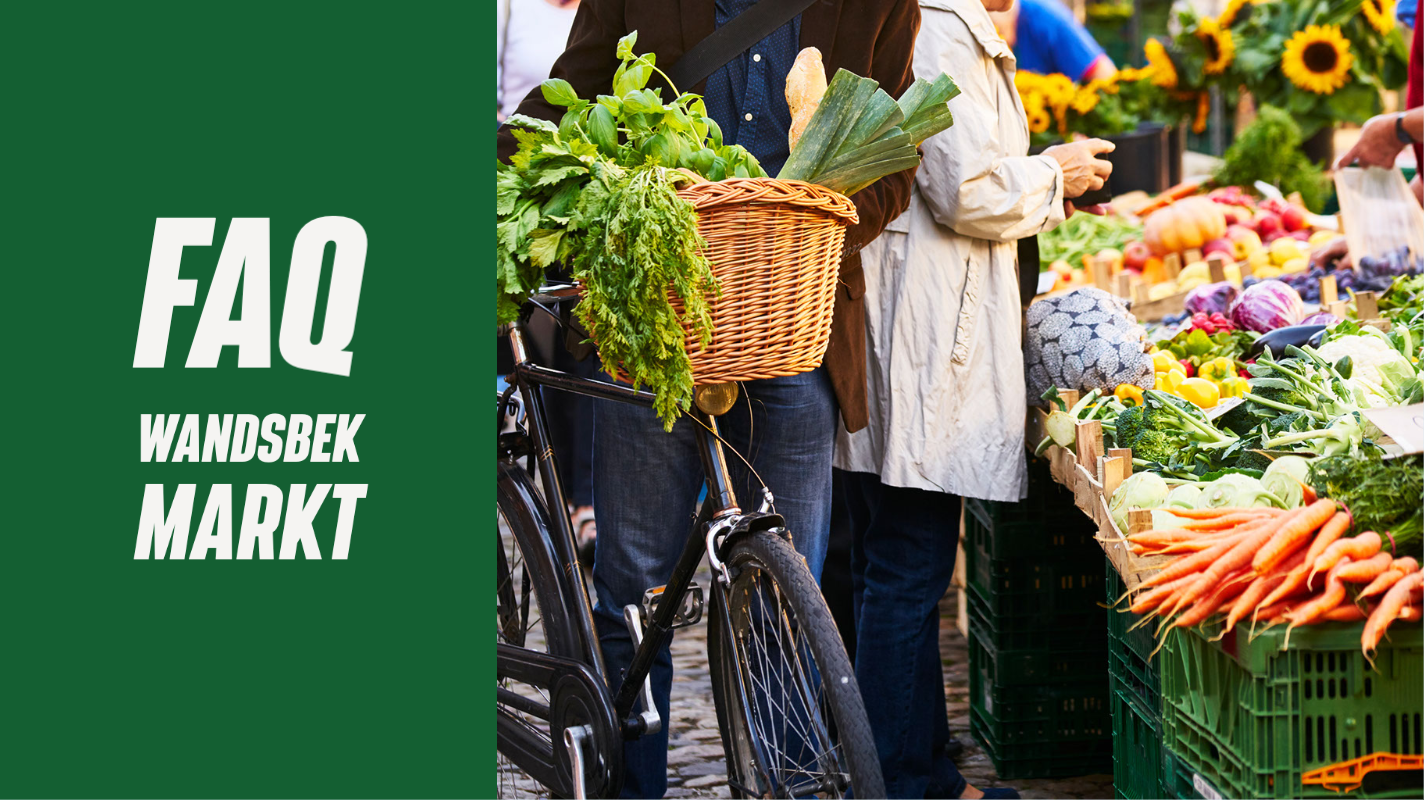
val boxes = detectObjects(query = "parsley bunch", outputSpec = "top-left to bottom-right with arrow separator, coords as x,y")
497,32 -> 762,428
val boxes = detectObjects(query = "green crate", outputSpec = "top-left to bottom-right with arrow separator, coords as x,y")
1106,559 -> 1167,713
969,617 -> 1107,686
968,648 -> 1110,745
966,585 -> 1107,651
972,707 -> 1114,779
962,459 -> 1098,561
965,543 -> 1106,621
1161,621 -> 1424,798
1112,677 -> 1181,800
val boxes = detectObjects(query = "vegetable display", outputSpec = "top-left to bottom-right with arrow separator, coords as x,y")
1038,212 -> 1143,273
1114,503 -> 1422,662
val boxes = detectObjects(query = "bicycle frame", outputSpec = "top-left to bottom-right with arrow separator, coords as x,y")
499,314 -> 774,742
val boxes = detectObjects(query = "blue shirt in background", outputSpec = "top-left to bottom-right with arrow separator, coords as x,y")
1400,0 -> 1415,31
702,0 -> 802,177
1013,0 -> 1107,80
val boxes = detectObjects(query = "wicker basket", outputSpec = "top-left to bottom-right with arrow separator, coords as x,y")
668,177 -> 859,385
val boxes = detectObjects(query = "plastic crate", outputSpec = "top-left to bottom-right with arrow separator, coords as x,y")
1161,621 -> 1424,798
965,546 -> 1106,620
969,619 -> 1106,686
968,649 -> 1110,745
1106,559 -> 1166,713
1112,678 -> 1181,800
972,707 -> 1114,779
961,459 -> 1098,561
966,585 -> 1106,651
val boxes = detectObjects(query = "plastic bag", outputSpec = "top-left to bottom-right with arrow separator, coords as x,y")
1333,167 -> 1424,263
1184,281 -> 1239,316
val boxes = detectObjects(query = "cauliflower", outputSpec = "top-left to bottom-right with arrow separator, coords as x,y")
1316,332 -> 1415,403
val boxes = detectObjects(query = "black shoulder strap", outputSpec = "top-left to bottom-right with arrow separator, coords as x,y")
666,0 -> 820,92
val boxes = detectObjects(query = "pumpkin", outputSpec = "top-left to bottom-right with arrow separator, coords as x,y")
1143,197 -> 1227,255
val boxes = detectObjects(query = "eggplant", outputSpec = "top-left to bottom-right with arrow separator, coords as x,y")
1248,324 -> 1329,359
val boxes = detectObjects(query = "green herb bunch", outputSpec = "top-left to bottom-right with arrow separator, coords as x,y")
497,32 -> 766,428
1213,106 -> 1328,212
1309,453 -> 1423,556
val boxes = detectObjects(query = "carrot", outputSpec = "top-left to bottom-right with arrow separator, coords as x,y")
1164,521 -> 1283,618
1153,506 -> 1265,521
1139,531 -> 1250,589
1392,557 -> 1419,574
1135,181 -> 1204,216
1180,510 -> 1281,531
1285,563 -> 1350,648
1309,532 -> 1382,589
1399,606 -> 1421,622
1252,500 -> 1339,575
1360,569 -> 1406,599
1322,604 -> 1368,622
1128,574 -> 1199,615
1222,550 -> 1307,637
1335,551 -> 1395,583
1363,572 -> 1424,662
1303,511 -> 1348,564
1170,569 -> 1251,630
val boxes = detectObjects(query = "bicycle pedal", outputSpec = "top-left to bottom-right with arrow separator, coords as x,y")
641,584 -> 704,629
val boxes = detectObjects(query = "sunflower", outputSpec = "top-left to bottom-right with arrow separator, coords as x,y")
1193,92 -> 1210,134
1197,17 -> 1236,74
1218,0 -> 1249,27
1071,87 -> 1100,115
1361,0 -> 1395,35
1282,24 -> 1354,95
1144,39 -> 1179,90
1022,92 -> 1051,135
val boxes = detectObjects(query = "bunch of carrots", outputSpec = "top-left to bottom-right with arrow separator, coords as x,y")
1117,499 -> 1423,664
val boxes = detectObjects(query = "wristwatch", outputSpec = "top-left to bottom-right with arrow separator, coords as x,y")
1397,113 -> 1417,145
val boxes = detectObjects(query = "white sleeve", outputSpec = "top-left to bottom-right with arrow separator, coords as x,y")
912,11 -> 1067,243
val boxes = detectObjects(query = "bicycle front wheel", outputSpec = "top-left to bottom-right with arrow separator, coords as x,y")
708,531 -> 884,799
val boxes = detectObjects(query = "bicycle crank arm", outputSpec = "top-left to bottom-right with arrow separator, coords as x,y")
620,605 -> 662,736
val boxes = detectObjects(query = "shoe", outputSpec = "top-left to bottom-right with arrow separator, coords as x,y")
944,733 -> 964,761
978,789 -> 1021,799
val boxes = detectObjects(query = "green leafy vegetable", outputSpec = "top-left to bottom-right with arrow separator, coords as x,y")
1037,213 -> 1143,272
1309,453 -> 1423,556
1213,106 -> 1328,212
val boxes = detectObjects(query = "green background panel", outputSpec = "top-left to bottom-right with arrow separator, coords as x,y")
1,1 -> 492,796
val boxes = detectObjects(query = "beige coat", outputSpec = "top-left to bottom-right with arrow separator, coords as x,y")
834,0 -> 1068,501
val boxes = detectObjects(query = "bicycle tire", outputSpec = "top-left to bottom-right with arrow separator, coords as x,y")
496,462 -> 579,797
708,531 -> 885,799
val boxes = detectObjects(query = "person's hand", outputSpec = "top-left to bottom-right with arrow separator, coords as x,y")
1335,113 -> 1407,169
1310,235 -> 1351,271
1043,138 -> 1115,199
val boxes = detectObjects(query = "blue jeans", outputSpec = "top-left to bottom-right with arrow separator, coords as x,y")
840,469 -> 966,799
591,367 -> 839,799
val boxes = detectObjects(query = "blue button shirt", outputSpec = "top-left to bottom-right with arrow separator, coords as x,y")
702,0 -> 802,177
1014,0 -> 1107,80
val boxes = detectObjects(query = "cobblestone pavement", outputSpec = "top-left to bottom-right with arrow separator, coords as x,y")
500,558 -> 1113,799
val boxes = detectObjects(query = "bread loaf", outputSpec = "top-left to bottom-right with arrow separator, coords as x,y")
785,47 -> 827,150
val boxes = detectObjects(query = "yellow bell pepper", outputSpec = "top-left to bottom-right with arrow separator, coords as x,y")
1157,369 -> 1186,392
1152,351 -> 1178,373
1115,384 -> 1145,406
1219,376 -> 1248,398
1178,377 -> 1220,409
1198,357 -> 1234,383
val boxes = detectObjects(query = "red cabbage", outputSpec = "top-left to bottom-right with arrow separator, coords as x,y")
1229,280 -> 1303,333
1184,281 -> 1239,316
1299,311 -> 1341,326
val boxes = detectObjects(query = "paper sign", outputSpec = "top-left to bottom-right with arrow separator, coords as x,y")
1204,396 -> 1244,420
1037,271 -> 1056,296
1362,403 -> 1424,454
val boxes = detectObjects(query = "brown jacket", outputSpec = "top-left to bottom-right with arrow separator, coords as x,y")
496,0 -> 920,432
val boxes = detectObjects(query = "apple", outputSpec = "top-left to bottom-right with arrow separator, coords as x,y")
1202,238 -> 1235,259
1225,225 -> 1262,259
1254,211 -> 1282,238
1290,230 -> 1311,242
1123,241 -> 1151,271
1280,205 -> 1307,232
1262,229 -> 1291,244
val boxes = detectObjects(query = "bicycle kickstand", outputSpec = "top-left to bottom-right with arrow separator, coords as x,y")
563,724 -> 592,800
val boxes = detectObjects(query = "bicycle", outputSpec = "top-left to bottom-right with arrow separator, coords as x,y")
496,285 -> 884,799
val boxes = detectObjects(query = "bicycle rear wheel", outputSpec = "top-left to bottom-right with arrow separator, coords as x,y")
708,531 -> 884,799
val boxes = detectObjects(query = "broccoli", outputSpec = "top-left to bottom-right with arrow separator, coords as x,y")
1107,405 -> 1146,449
1231,449 -> 1275,473
1267,411 -> 1308,435
1130,429 -> 1178,465
1216,402 -> 1262,437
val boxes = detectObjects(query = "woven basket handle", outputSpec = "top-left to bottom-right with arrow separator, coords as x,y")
678,178 -> 859,226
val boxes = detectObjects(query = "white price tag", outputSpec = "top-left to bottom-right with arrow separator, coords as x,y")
1362,403 -> 1424,454
1193,773 -> 1224,800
